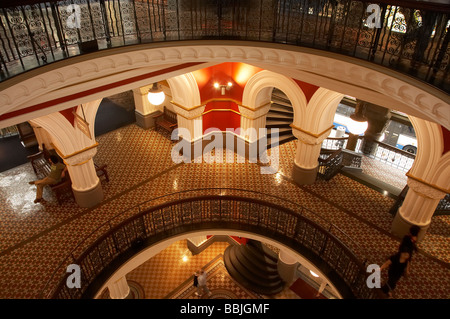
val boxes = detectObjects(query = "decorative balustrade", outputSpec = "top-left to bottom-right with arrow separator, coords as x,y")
0,0 -> 448,93
40,188 -> 376,299
370,140 -> 416,172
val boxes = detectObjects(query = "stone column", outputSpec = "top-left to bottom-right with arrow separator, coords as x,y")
238,103 -> 271,143
391,177 -> 447,241
29,122 -> 53,151
62,144 -> 104,208
360,103 -> 390,156
108,276 -> 130,299
277,250 -> 298,284
291,125 -> 333,185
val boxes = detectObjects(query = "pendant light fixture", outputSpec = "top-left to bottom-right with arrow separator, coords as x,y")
347,101 -> 368,135
147,82 -> 165,106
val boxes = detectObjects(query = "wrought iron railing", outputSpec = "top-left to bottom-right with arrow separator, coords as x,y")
40,188 -> 376,299
0,0 -> 448,92
318,148 -> 344,180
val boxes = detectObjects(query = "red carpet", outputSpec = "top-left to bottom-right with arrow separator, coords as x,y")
289,277 -> 327,299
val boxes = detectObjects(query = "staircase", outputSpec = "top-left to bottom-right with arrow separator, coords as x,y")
265,88 -> 296,149
224,240 -> 284,295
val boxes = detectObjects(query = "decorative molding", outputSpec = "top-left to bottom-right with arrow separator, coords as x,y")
291,124 -> 334,144
1,42 -> 447,130
52,142 -> 99,162
406,173 -> 449,197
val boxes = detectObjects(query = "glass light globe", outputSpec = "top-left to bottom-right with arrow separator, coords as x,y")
310,270 -> 319,277
147,83 -> 165,105
147,91 -> 165,105
347,118 -> 368,135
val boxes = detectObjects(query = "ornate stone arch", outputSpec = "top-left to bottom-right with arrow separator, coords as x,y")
304,88 -> 344,133
242,70 -> 307,127
166,72 -> 201,108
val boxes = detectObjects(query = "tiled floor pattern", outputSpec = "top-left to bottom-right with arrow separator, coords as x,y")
0,124 -> 448,299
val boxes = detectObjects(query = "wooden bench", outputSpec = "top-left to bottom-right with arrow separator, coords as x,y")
152,106 -> 177,134
28,144 -> 109,204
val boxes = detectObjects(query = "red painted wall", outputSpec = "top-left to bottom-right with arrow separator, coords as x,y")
193,63 -> 262,132
193,62 -> 262,103
442,126 -> 450,155
202,101 -> 240,133
293,79 -> 320,103
59,107 -> 77,126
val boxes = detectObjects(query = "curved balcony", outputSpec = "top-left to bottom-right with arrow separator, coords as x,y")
40,188 -> 376,299
0,0 -> 448,93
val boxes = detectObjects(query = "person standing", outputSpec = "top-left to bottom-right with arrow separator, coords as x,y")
195,269 -> 212,297
29,155 -> 67,203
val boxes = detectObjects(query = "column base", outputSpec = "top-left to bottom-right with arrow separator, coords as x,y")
73,181 -> 104,208
292,162 -> 318,185
391,210 -> 430,242
135,110 -> 159,129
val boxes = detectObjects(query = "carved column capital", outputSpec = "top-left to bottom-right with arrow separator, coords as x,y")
291,125 -> 333,146
407,177 -> 447,200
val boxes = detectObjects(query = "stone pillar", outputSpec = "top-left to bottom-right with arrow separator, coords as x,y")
62,144 -> 104,208
291,125 -> 333,185
360,103 -> 390,156
277,250 -> 298,284
238,103 -> 272,143
30,123 -> 53,151
392,177 -> 447,242
108,276 -> 130,299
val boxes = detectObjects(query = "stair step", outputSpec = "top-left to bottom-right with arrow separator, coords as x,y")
224,247 -> 283,295
267,127 -> 292,137
223,241 -> 285,296
269,104 -> 294,114
229,247 -> 282,287
243,245 -> 278,268
247,240 -> 279,262
266,120 -> 292,128
266,113 -> 293,121
235,246 -> 280,278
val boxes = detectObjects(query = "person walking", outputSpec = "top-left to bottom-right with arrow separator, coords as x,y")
195,269 -> 212,297
399,225 -> 420,258
29,155 -> 67,203
380,247 -> 411,298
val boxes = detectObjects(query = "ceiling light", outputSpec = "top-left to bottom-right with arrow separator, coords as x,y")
147,83 -> 165,106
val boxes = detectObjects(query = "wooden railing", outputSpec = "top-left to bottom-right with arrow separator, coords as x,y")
40,188 -> 376,299
0,0 -> 448,93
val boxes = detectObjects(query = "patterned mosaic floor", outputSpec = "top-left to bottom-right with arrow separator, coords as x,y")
0,124 -> 448,299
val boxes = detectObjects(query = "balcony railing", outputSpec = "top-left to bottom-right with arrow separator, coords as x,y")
0,0 -> 448,93
40,188 -> 376,299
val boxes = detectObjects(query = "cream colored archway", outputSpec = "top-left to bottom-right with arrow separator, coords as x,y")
392,116 -> 450,240
29,100 -> 104,208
